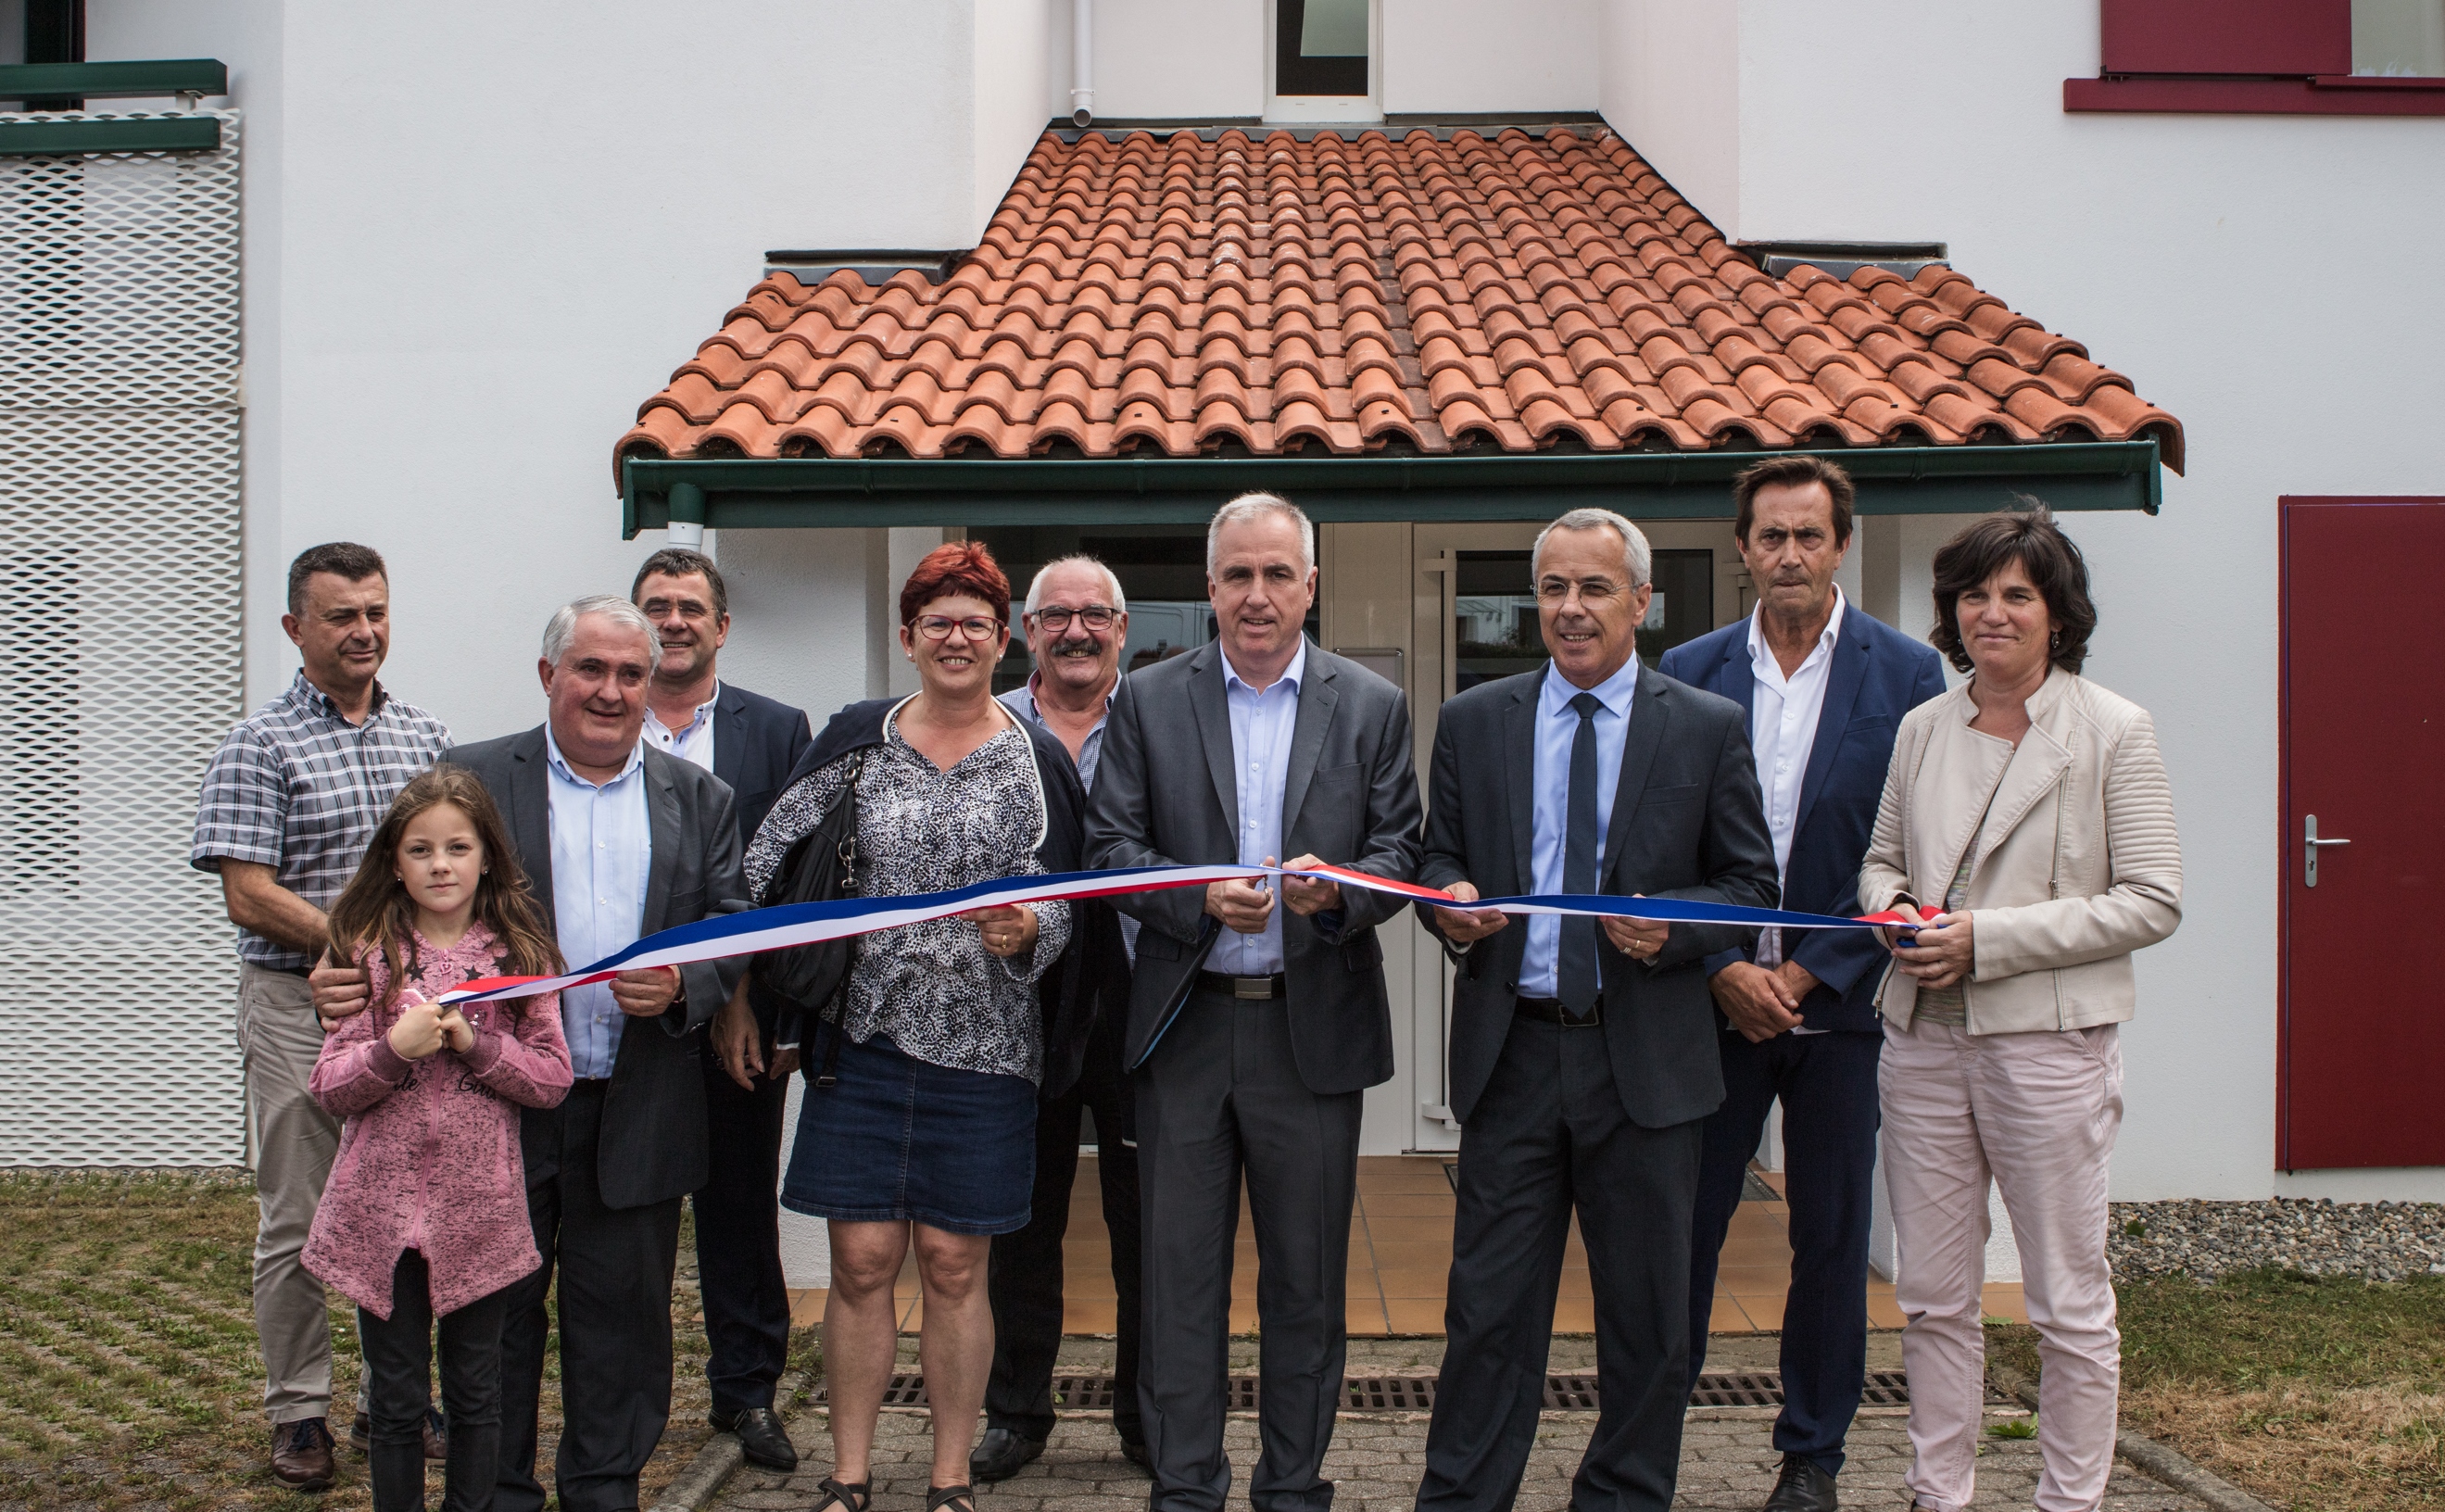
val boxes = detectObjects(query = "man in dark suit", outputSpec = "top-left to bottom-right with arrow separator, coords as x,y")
333,595 -> 748,1512
1413,508 -> 1778,1512
632,548 -> 814,1472
976,555 -> 1147,1480
1659,460 -> 1947,1512
1087,494 -> 1421,1512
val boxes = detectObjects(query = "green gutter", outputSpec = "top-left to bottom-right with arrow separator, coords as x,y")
621,442 -> 2161,538
0,59 -> 229,100
0,115 -> 221,155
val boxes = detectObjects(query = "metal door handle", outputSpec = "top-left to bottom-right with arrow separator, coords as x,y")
2304,814 -> 2350,888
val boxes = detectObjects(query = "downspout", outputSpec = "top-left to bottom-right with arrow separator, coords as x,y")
1070,0 -> 1094,126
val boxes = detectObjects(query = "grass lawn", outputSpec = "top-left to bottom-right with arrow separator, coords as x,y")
1990,1268 -> 2445,1512
0,1169 -> 806,1511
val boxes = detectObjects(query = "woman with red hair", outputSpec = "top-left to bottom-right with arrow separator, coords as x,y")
725,542 -> 1090,1512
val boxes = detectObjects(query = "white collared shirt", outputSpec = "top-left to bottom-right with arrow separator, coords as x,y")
1210,637 -> 1307,976
543,726 -> 652,1078
643,681 -> 720,774
1520,655 -> 1641,998
1747,586 -> 1844,977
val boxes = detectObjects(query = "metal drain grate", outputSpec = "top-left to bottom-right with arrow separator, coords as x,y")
811,1368 -> 1977,1411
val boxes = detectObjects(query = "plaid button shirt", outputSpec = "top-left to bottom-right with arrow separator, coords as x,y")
190,670 -> 452,969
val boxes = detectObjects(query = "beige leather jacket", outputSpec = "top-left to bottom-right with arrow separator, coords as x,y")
1859,667 -> 2181,1033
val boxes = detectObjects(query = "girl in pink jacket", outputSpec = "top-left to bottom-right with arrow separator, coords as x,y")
304,765 -> 572,1512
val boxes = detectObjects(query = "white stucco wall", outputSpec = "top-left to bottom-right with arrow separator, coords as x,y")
1654,2 -> 2445,1201
1381,0 -> 1598,114
1594,0 -> 1743,231
1061,0 -> 1267,120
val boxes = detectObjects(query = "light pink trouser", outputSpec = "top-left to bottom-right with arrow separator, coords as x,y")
1881,1015 -> 2124,1512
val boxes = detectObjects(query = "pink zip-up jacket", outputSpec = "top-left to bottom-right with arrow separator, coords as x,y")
302,923 -> 573,1319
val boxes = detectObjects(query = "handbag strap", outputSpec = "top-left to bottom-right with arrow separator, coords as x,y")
813,748 -> 866,1090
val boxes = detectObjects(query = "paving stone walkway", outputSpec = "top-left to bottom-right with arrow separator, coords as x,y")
711,1342 -> 2210,1512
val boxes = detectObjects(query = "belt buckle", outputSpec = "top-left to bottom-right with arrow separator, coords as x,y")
1231,976 -> 1273,1001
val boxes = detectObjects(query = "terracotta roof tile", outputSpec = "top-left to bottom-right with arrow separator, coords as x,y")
620,126 -> 2184,474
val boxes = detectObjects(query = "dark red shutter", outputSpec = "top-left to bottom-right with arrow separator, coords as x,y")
2099,0 -> 2350,75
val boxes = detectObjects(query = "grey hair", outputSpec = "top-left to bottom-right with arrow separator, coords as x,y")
1025,554 -> 1128,615
541,594 -> 663,674
1532,508 -> 1652,589
1206,492 -> 1316,578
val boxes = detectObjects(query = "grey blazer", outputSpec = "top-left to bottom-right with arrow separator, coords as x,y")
1086,638 -> 1423,1095
1417,662 -> 1780,1129
448,726 -> 751,1210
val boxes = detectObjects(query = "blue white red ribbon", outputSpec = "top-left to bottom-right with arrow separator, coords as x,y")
436,863 -> 1909,1006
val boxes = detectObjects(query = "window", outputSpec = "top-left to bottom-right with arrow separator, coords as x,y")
1268,0 -> 1378,122
2069,0 -> 2445,113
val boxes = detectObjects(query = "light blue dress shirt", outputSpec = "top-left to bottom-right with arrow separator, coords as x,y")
1519,655 -> 1640,998
1209,637 -> 1306,976
544,727 -> 652,1079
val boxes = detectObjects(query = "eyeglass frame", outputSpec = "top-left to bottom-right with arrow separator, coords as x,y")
1024,604 -> 1122,632
911,613 -> 1007,642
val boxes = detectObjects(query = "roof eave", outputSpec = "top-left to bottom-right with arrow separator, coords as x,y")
619,440 -> 2163,538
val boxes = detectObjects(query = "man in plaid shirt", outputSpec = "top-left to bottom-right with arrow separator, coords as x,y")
191,542 -> 451,1491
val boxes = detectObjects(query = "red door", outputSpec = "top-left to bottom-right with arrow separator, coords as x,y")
2279,497 -> 2445,1169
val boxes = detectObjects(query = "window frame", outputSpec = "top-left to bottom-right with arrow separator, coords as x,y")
1265,0 -> 1382,124
2067,0 -> 2445,115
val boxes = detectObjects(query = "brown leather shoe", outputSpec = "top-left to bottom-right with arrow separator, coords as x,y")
271,1417 -> 337,1491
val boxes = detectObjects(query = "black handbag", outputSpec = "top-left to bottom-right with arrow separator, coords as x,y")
750,750 -> 865,1088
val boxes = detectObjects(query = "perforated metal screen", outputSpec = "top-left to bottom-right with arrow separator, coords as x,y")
0,112 -> 245,1165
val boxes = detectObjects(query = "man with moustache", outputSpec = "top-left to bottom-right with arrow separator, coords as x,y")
632,548 -> 813,1473
1660,459 -> 1946,1512
973,555 -> 1148,1481
313,595 -> 750,1512
1088,494 -> 1422,1512
193,542 -> 451,1489
1414,509 -> 1777,1512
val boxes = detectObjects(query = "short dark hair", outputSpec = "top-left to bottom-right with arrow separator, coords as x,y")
631,547 -> 729,620
1928,502 -> 2098,676
1733,455 -> 1856,545
286,542 -> 387,616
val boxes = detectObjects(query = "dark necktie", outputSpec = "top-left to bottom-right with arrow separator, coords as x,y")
1557,691 -> 1604,1017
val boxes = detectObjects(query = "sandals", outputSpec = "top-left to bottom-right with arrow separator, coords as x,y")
812,1479 -> 871,1512
926,1484 -> 977,1512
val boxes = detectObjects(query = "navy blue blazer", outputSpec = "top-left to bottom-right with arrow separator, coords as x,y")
712,681 -> 814,842
1658,603 -> 1947,1033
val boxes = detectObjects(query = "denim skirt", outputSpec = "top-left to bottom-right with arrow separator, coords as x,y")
781,1032 -> 1038,1236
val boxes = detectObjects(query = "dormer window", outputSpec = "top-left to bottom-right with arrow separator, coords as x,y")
1268,0 -> 1379,122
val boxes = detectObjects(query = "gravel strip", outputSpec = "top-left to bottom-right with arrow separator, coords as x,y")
2109,1199 -> 2445,1281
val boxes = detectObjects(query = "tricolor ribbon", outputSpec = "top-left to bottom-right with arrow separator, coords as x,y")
438,863 -> 1912,1006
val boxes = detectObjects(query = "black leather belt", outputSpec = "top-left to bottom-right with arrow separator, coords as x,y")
1198,971 -> 1285,1001
260,963 -> 315,980
1515,995 -> 1602,1027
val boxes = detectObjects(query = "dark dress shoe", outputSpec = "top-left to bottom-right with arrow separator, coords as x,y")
1119,1436 -> 1152,1472
709,1405 -> 799,1471
271,1417 -> 337,1491
348,1407 -> 446,1458
1762,1453 -> 1839,1512
968,1426 -> 1046,1483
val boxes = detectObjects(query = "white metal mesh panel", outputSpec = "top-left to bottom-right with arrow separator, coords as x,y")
0,112 -> 245,1165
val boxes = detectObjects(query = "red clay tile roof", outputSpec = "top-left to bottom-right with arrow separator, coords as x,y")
618,125 -> 2183,476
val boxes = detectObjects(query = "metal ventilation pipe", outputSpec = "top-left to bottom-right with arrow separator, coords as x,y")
1069,0 -> 1094,126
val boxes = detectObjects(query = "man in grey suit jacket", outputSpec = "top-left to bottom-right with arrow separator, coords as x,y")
1087,494 -> 1422,1512
1413,510 -> 1778,1512
320,595 -> 750,1512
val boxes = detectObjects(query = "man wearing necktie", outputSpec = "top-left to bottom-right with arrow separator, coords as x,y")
1412,508 -> 1778,1512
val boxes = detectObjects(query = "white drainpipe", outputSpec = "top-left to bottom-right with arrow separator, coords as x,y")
1070,0 -> 1094,126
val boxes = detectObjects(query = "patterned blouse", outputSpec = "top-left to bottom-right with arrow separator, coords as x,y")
746,699 -> 1071,1083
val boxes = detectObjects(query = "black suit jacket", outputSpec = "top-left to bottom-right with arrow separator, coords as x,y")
1659,605 -> 1948,1032
1417,662 -> 1779,1128
449,726 -> 751,1210
712,681 -> 814,843
1086,638 -> 1424,1095
777,699 -> 1095,1096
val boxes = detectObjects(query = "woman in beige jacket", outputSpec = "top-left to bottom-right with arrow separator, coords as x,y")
1859,509 -> 2180,1512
